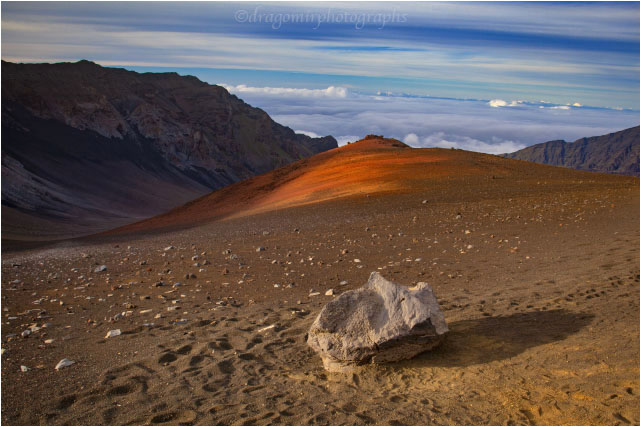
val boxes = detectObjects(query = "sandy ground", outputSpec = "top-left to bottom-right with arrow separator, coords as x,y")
1,161 -> 639,425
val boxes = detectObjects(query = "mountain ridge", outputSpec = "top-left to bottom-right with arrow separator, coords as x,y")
502,126 -> 639,176
1,60 -> 337,240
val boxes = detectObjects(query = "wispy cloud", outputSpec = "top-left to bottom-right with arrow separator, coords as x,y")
2,2 -> 639,109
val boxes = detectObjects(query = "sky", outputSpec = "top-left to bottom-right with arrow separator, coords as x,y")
2,1 -> 639,152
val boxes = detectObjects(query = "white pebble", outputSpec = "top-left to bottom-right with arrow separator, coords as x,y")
55,358 -> 75,370
105,329 -> 121,338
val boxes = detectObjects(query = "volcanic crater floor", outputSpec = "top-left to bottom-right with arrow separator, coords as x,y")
1,169 -> 639,425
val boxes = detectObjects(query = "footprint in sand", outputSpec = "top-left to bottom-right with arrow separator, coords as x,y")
149,409 -> 197,425
56,394 -> 76,410
106,384 -> 134,397
216,359 -> 235,375
189,355 -> 205,366
176,344 -> 192,355
208,338 -> 232,351
244,335 -> 263,350
158,352 -> 178,364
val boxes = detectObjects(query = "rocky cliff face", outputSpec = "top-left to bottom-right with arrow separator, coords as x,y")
1,60 -> 337,240
503,126 -> 639,176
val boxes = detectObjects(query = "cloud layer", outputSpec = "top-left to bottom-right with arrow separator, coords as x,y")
221,84 -> 348,98
221,84 -> 639,155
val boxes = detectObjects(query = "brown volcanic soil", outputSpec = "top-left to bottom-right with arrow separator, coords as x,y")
1,138 -> 639,425
110,137 -> 533,235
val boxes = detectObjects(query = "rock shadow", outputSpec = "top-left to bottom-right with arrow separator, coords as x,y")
408,309 -> 594,368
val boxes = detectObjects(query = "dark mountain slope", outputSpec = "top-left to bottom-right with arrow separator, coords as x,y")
1,60 -> 337,240
503,126 -> 639,176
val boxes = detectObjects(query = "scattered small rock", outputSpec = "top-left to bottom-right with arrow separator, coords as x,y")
55,358 -> 75,370
105,329 -> 121,338
258,324 -> 277,332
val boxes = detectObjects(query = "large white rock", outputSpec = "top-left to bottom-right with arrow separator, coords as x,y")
307,272 -> 448,372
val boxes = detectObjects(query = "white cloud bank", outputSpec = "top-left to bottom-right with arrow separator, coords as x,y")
336,135 -> 362,145
403,133 -> 420,145
488,99 -> 524,107
221,84 -> 348,98
416,133 -> 525,154
294,130 -> 320,138
218,84 -> 639,154
405,132 -> 522,154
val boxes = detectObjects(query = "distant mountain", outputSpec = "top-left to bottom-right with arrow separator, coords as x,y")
502,126 -> 639,176
1,60 -> 337,240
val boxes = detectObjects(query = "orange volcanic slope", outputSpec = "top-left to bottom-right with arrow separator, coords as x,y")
108,135 -> 557,234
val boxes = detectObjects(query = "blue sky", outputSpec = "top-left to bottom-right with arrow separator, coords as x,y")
2,1 -> 639,152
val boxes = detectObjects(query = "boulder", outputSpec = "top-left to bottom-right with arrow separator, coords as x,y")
307,272 -> 448,372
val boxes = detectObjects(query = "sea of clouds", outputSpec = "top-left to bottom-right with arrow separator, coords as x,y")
221,84 -> 639,154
